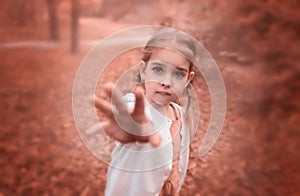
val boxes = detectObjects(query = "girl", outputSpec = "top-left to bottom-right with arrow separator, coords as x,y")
95,28 -> 198,196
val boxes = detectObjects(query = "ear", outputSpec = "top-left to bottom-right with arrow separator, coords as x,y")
139,60 -> 147,81
185,71 -> 195,88
188,71 -> 195,82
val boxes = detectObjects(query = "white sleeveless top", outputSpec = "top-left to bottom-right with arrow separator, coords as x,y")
105,93 -> 190,196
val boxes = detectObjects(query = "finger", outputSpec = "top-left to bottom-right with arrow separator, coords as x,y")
100,121 -> 113,136
102,122 -> 133,143
95,121 -> 118,140
94,96 -> 113,118
149,133 -> 161,147
132,87 -> 145,117
104,83 -> 128,113
86,122 -> 109,136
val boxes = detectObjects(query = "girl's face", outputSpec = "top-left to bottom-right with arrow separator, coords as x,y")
140,49 -> 194,107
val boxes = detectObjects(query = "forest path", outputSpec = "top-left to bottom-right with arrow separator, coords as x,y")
0,17 -> 298,195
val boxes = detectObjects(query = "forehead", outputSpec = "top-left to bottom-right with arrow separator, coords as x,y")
149,48 -> 191,70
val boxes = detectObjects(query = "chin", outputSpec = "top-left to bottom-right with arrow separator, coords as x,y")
152,98 -> 172,106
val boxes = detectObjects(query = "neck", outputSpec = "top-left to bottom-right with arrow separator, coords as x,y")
143,95 -> 169,115
150,101 -> 169,115
145,97 -> 177,121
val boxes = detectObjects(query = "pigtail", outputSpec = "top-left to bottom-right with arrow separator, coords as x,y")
182,83 -> 197,140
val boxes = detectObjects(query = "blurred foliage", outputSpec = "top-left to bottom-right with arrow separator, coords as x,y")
0,1 -> 299,195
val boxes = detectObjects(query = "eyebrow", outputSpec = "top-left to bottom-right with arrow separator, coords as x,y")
150,62 -> 164,66
175,66 -> 189,73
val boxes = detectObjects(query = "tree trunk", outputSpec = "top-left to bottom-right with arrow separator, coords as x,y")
47,0 -> 59,41
71,0 -> 79,54
17,0 -> 27,26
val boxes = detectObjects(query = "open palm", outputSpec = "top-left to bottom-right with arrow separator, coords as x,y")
95,83 -> 161,147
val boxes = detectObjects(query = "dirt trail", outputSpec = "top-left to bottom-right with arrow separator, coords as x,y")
0,17 -> 299,195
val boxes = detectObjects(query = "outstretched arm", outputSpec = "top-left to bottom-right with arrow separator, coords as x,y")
94,83 -> 161,147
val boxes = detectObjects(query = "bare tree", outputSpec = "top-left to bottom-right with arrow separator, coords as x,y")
46,0 -> 59,41
3,0 -> 36,26
71,0 -> 79,53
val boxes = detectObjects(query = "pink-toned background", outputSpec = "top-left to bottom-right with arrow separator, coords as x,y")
1,0 -> 299,195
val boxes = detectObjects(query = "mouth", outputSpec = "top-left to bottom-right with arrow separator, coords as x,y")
156,91 -> 171,96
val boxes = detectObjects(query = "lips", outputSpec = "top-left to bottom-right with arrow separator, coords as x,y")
156,91 -> 171,96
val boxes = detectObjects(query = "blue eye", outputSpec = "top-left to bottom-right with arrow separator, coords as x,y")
175,71 -> 186,79
152,67 -> 163,73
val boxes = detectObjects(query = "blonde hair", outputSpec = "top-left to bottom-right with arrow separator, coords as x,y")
141,28 -> 197,65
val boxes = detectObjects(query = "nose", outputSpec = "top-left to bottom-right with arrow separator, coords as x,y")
160,74 -> 171,87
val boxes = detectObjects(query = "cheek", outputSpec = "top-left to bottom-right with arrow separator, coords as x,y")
171,82 -> 186,95
144,81 -> 157,91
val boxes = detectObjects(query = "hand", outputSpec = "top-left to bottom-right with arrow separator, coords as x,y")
94,83 -> 161,147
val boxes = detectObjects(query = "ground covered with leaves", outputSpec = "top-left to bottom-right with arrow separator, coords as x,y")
1,1 -> 299,195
